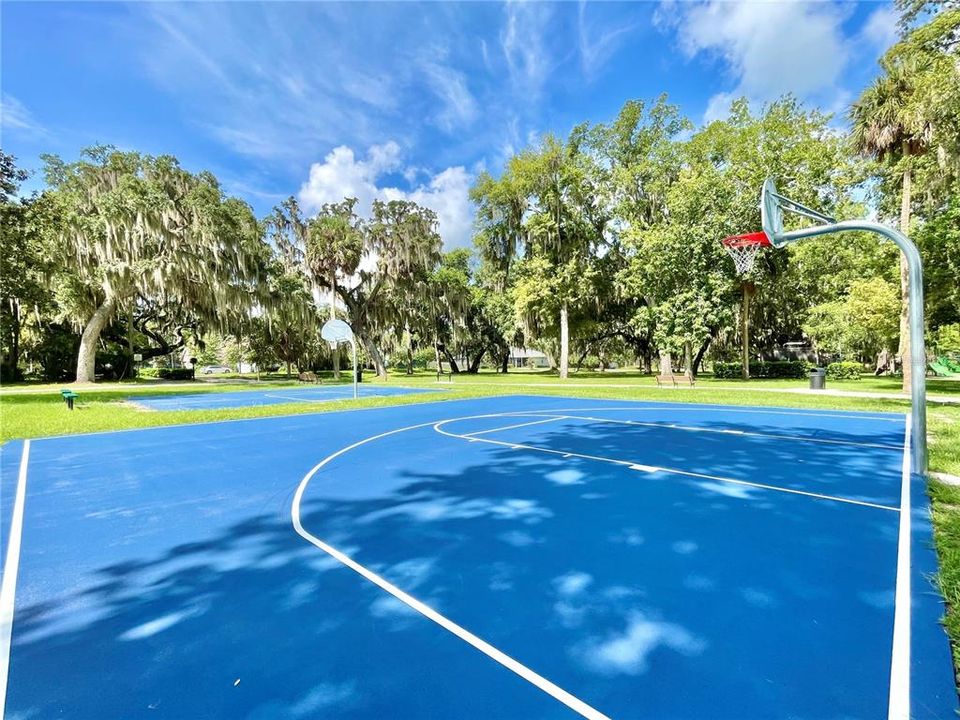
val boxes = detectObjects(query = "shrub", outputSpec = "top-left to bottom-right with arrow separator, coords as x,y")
826,361 -> 862,380
139,367 -> 194,380
713,360 -> 811,379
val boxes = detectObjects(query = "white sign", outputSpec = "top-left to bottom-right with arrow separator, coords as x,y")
133,353 -> 143,362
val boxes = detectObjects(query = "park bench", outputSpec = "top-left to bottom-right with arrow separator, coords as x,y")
298,372 -> 320,384
655,373 -> 695,388
60,388 -> 79,410
436,369 -> 453,383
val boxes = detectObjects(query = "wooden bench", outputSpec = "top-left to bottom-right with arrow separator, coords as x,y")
436,369 -> 453,383
298,372 -> 321,384
61,388 -> 79,410
655,373 -> 695,388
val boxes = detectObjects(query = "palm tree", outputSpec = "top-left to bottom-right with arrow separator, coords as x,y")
850,54 -> 934,392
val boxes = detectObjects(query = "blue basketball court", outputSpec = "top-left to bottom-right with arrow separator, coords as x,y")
1,395 -> 955,719
128,384 -> 435,411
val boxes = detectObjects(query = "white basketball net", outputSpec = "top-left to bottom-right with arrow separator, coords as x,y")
723,243 -> 763,275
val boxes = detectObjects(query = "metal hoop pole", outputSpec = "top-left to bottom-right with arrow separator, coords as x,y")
775,221 -> 927,472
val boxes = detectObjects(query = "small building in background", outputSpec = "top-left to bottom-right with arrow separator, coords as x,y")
508,347 -> 550,369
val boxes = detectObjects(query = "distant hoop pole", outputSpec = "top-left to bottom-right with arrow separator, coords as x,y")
759,178 -> 927,472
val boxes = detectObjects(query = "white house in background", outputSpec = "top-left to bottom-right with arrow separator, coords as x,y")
508,347 -> 550,368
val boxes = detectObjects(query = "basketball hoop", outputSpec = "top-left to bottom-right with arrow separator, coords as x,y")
721,231 -> 770,275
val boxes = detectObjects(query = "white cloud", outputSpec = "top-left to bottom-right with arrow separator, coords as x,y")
0,94 -> 45,135
702,91 -> 738,125
419,49 -> 479,132
665,0 -> 851,122
401,166 -> 474,248
578,0 -> 637,79
501,1 -> 553,97
862,5 -> 900,53
299,142 -> 474,248
298,142 -> 402,215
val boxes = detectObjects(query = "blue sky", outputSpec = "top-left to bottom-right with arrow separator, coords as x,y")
2,1 -> 899,247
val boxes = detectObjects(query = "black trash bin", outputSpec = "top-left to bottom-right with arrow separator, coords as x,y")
355,369 -> 363,383
809,368 -> 826,390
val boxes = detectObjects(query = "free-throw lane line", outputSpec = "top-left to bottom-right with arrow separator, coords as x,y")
463,416 -> 567,437
434,420 -> 899,512
0,440 -> 31,719
291,415 -> 612,720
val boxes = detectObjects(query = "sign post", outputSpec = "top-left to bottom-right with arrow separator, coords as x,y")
321,319 -> 358,400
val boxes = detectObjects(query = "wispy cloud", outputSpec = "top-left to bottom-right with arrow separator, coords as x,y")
0,94 -> 46,137
578,1 -> 637,80
419,47 -> 479,133
861,4 -> 900,54
501,1 -> 554,98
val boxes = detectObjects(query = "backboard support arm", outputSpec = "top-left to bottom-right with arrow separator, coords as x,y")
770,216 -> 927,473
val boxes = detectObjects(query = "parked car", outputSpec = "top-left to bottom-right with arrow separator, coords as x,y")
200,365 -> 232,374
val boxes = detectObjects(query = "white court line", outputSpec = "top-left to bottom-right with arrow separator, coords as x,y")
463,416 -> 567,437
888,416 -> 912,720
30,395 -> 900,444
434,419 -> 900,512
291,417 -> 611,720
555,414 -> 904,451
263,392 -> 349,403
0,440 -> 31,719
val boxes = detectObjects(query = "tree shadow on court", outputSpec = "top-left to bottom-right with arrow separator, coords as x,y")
8,416 -> 903,719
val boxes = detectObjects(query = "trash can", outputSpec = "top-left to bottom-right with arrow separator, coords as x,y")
355,369 -> 363,383
809,368 -> 826,390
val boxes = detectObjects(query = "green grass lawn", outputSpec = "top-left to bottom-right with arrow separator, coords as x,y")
3,369 -> 960,676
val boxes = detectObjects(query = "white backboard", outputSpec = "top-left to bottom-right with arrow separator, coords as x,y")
321,319 -> 354,344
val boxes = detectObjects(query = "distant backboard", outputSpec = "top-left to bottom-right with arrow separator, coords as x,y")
321,319 -> 354,344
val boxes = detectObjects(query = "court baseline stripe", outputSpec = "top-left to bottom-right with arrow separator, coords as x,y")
434,418 -> 899,512
291,417 -> 612,720
0,440 -> 31,719
888,415 -> 912,719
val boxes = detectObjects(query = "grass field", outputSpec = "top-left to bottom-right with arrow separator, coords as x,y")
3,368 -> 960,674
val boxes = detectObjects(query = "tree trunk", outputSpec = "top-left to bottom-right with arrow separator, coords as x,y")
76,296 -> 117,383
435,342 -> 443,375
468,348 -> 485,373
692,337 -> 712,378
500,349 -> 509,373
359,334 -> 387,377
898,164 -> 912,394
286,360 -> 292,378
659,351 -> 673,375
741,283 -> 753,380
330,282 -> 340,380
683,341 -> 693,379
126,306 -> 134,380
559,301 -> 569,379
441,347 -> 461,374
6,300 -> 20,371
